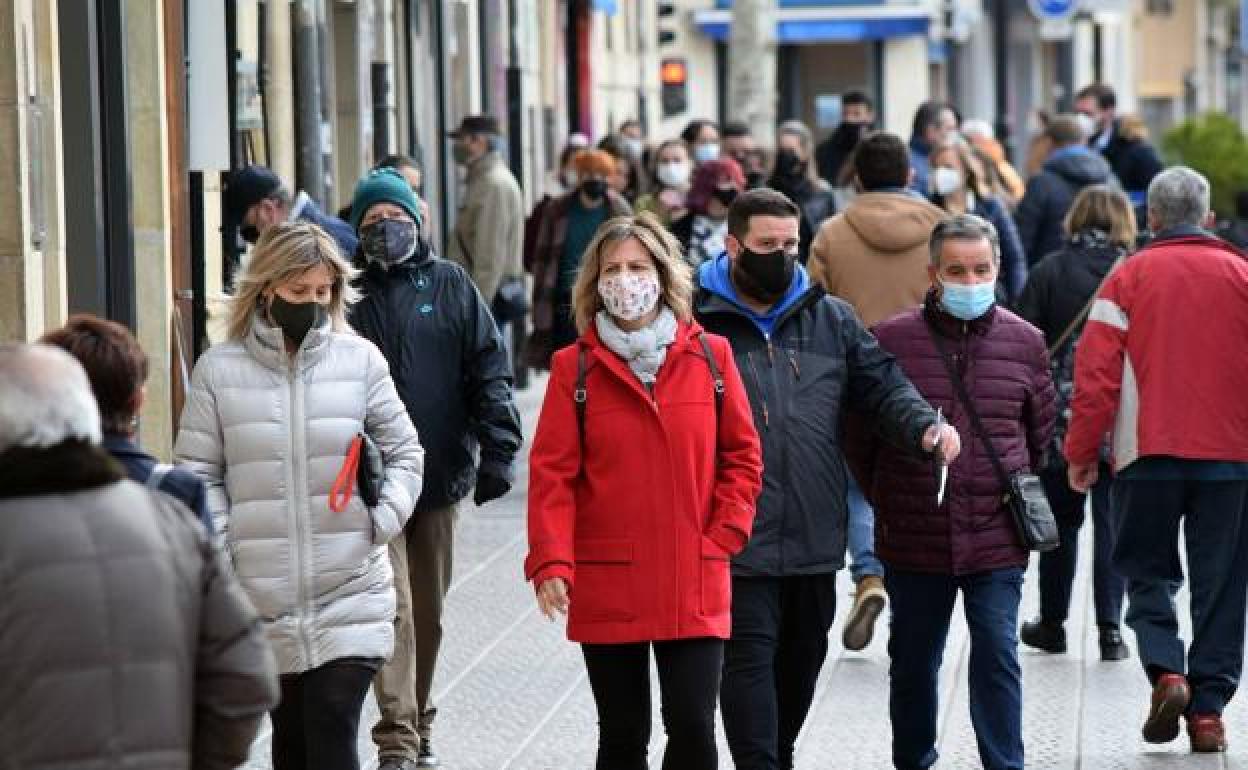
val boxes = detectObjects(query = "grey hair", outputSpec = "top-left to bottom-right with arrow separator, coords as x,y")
1147,166 -> 1210,230
929,213 -> 1001,266
0,343 -> 102,452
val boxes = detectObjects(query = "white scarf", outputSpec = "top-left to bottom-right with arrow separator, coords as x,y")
594,306 -> 678,385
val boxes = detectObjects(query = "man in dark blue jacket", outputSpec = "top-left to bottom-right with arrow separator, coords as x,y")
223,164 -> 359,258
346,169 -> 522,770
695,188 -> 961,770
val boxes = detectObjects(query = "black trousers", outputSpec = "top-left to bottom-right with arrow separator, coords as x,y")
720,574 -> 839,770
581,637 -> 724,770
271,658 -> 378,770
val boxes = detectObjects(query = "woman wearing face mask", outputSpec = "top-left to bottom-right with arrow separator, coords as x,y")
526,213 -> 763,770
682,119 -> 722,166
766,120 -> 838,265
669,157 -> 747,269
175,222 -> 424,770
634,139 -> 693,225
528,149 -> 634,370
928,138 -> 1028,304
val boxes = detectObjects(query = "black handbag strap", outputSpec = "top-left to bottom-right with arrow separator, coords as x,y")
924,320 -> 1013,498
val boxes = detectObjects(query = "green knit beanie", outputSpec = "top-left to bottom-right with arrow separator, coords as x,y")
349,168 -> 422,231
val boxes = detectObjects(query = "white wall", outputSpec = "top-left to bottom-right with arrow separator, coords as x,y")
882,36 -> 931,136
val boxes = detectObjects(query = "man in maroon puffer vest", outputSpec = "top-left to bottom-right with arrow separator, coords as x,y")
846,213 -> 1057,770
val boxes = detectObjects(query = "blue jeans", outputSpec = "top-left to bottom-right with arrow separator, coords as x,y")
1113,479 -> 1248,715
847,475 -> 883,582
886,567 -> 1025,770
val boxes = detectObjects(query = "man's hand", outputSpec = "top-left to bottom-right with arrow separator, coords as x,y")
923,423 -> 962,465
474,471 -> 511,506
536,578 -> 570,621
1068,462 -> 1099,493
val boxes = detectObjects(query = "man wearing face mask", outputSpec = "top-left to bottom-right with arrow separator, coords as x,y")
346,169 -> 524,770
846,214 -> 1056,770
816,90 -> 875,188
223,164 -> 359,257
694,188 -> 961,770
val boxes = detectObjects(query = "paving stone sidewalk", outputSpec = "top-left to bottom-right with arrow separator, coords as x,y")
246,373 -> 1248,769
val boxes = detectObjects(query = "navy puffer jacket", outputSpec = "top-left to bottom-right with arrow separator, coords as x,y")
846,294 -> 1057,575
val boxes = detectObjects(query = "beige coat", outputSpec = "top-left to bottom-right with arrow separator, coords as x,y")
448,151 -> 525,302
808,192 -> 945,328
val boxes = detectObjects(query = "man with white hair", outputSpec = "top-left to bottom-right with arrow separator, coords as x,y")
1065,167 -> 1248,754
0,343 -> 279,768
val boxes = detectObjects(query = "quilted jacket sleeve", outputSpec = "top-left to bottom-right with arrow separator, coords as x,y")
703,334 -> 763,557
363,344 -> 424,544
524,349 -> 581,589
175,354 -> 230,543
192,524 -> 280,770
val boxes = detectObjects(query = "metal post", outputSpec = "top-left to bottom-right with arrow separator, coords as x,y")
993,0 -> 1013,162
506,0 -> 524,184
293,0 -> 326,203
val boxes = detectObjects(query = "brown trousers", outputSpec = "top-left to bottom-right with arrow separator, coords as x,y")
372,503 -> 457,758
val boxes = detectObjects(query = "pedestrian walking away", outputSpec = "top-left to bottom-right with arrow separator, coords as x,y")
1064,167 -> 1248,754
175,222 -> 425,770
695,188 -> 959,770
0,344 -> 279,770
346,167 -> 523,769
525,212 -> 764,770
1015,185 -> 1139,662
846,214 -> 1057,770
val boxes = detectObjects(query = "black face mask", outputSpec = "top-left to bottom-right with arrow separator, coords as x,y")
240,224 -> 260,244
268,295 -> 328,348
732,246 -> 798,305
713,186 -> 739,206
581,179 -> 608,201
360,218 -> 419,267
774,149 -> 806,179
744,170 -> 766,190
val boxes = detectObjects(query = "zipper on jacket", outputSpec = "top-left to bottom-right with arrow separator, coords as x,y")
766,339 -> 775,368
289,358 -> 315,668
745,350 -> 769,429
786,349 -> 801,381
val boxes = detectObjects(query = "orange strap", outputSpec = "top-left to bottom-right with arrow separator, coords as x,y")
329,435 -> 363,512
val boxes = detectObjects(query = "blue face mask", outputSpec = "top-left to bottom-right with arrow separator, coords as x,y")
939,280 -> 996,320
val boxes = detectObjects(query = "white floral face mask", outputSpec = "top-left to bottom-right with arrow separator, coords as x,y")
598,271 -> 661,322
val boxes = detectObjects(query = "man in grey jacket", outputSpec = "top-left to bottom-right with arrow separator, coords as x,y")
0,343 -> 279,770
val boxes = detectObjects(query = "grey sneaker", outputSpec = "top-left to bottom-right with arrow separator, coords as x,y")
378,758 -> 419,770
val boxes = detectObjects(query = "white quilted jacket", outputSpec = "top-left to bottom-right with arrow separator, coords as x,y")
176,316 -> 424,674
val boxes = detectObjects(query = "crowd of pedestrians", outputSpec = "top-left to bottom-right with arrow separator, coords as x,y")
4,76 -> 1248,770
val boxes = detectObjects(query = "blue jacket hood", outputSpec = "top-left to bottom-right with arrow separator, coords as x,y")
698,251 -> 810,332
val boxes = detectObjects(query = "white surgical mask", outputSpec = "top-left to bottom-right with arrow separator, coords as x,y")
657,160 -> 692,188
931,167 -> 964,197
1075,113 -> 1099,141
598,272 -> 661,322
693,142 -> 721,163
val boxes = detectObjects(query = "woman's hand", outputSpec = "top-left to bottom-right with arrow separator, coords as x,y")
536,578 -> 570,621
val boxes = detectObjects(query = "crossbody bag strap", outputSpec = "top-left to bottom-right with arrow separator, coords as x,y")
1047,253 -> 1125,357
696,332 -> 725,425
574,342 -> 589,448
924,321 -> 1013,496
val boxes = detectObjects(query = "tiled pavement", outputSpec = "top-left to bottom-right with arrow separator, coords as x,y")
247,373 -> 1248,769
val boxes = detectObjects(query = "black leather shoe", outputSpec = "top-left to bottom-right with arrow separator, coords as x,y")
1021,618 -> 1067,653
1099,626 -> 1130,661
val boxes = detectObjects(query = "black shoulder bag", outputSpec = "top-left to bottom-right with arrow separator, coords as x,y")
926,322 -> 1059,553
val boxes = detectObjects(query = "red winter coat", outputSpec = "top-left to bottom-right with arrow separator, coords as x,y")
525,320 -> 763,644
1065,233 -> 1248,470
846,297 -> 1057,575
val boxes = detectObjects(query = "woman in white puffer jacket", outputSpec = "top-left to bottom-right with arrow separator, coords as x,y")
176,222 -> 423,770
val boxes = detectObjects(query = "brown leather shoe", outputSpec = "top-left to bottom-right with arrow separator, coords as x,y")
1188,713 -> 1228,753
842,575 -> 887,651
1141,673 -> 1191,743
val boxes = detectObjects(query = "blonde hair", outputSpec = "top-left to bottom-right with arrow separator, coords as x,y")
226,222 -> 360,341
570,212 -> 694,334
1064,184 -> 1138,250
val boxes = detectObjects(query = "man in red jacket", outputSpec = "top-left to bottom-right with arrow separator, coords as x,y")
1066,166 -> 1248,754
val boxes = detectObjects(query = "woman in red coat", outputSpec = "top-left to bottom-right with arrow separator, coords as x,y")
525,212 -> 763,770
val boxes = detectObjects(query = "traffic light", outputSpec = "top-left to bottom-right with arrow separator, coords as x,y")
661,57 -> 688,117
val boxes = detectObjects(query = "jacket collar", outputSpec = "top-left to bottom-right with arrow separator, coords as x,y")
467,151 -> 502,182
244,311 -> 333,373
922,286 -> 998,339
1149,224 -> 1215,244
101,432 -> 145,459
0,440 -> 125,500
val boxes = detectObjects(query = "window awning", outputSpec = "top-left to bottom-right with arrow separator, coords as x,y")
693,6 -> 931,43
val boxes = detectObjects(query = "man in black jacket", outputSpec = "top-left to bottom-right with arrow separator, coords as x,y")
694,188 -> 961,770
346,169 -> 523,770
1014,114 -> 1114,265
